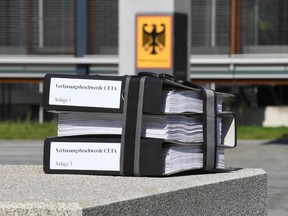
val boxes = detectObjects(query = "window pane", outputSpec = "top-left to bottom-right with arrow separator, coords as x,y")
0,0 -> 75,55
41,0 -> 75,54
191,0 -> 230,55
0,0 -> 27,54
87,0 -> 118,55
242,0 -> 288,54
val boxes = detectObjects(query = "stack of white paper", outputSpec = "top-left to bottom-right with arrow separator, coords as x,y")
142,115 -> 203,143
162,145 -> 225,175
58,113 -> 200,142
57,112 -> 222,144
161,90 -> 223,113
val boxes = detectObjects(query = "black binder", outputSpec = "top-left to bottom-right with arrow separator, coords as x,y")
43,73 -> 230,114
43,73 -> 192,114
44,136 -> 163,176
42,72 -> 236,176
43,134 -> 235,177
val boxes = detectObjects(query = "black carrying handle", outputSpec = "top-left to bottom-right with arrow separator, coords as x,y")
138,71 -> 203,89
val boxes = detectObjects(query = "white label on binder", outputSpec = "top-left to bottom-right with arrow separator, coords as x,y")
50,142 -> 121,171
49,78 -> 122,109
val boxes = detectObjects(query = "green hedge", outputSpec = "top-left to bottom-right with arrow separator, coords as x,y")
0,121 -> 57,140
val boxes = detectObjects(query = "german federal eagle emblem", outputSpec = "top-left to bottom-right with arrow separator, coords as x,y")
142,23 -> 166,55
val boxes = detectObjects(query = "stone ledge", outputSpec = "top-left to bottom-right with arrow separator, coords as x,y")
0,166 -> 267,215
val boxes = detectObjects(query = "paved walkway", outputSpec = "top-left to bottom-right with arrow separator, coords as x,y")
226,139 -> 288,216
0,140 -> 43,165
0,139 -> 287,215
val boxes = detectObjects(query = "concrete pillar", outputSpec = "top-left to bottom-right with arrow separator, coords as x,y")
119,0 -> 191,80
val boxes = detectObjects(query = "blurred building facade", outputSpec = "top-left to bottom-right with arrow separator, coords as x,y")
1,0 -> 288,125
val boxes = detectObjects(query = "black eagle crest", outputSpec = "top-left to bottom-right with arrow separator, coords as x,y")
142,23 -> 165,55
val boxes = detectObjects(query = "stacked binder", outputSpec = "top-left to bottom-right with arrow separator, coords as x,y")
43,73 -> 236,176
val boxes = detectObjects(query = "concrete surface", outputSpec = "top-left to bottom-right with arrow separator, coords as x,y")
0,139 -> 285,215
0,165 -> 266,215
225,139 -> 288,216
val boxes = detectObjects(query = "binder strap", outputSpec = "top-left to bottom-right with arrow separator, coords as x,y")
170,75 -> 218,171
120,76 -> 147,176
140,72 -> 218,170
202,88 -> 217,170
